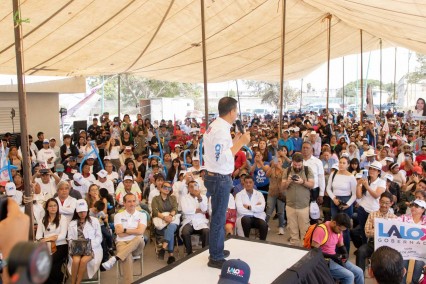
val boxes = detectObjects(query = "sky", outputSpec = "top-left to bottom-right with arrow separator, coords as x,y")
0,47 -> 420,94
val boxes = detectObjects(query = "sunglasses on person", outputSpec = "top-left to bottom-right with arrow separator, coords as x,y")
163,186 -> 172,191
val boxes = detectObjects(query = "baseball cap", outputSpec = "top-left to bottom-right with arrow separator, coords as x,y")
412,199 -> 426,209
123,175 -> 133,181
103,155 -> 111,161
5,182 -> 16,196
87,154 -> 96,160
97,169 -> 108,178
76,199 -> 88,213
383,144 -> 390,148
384,157 -> 394,163
55,164 -> 65,172
365,149 -> 377,157
49,137 -> 56,141
69,156 -> 77,162
43,139 -> 49,144
125,146 -> 132,151
73,173 -> 84,183
192,156 -> 200,161
218,259 -> 251,284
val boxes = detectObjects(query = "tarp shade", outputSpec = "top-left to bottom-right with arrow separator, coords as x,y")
0,0 -> 424,83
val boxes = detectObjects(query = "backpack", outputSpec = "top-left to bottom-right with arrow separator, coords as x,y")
303,223 -> 340,249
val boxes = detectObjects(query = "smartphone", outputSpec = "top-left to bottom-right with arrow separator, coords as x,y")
0,195 -> 8,221
362,169 -> 368,179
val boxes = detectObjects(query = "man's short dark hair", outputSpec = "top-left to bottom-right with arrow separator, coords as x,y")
37,131 -> 44,137
244,175 -> 254,182
292,153 -> 303,163
94,200 -> 105,211
380,191 -> 393,201
371,246 -> 404,284
123,193 -> 136,203
333,213 -> 351,229
63,134 -> 71,140
218,97 -> 237,117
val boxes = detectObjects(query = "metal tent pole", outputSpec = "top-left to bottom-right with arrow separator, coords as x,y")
325,14 -> 332,114
342,57 -> 345,115
278,0 -> 287,138
379,39 -> 383,114
201,0 -> 209,126
360,30 -> 364,124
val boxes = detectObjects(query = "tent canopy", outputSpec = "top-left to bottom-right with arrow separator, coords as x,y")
0,0 -> 425,83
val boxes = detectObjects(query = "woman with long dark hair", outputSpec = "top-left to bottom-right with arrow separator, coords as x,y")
349,158 -> 361,175
414,98 -> 426,116
124,158 -> 142,183
36,198 -> 68,284
166,158 -> 181,183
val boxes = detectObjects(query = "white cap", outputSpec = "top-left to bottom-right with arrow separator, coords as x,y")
368,161 -> 382,171
331,163 -> 339,170
294,127 -> 300,132
76,199 -> 88,213
43,139 -> 49,144
125,146 -> 132,151
341,152 -> 349,158
384,174 -> 394,181
310,131 -> 317,135
412,199 -> 426,209
365,149 -> 377,157
384,157 -> 394,162
192,156 -> 200,161
5,182 -> 16,196
123,175 -> 133,181
97,169 -> 108,178
87,154 -> 96,159
384,144 -> 390,148
73,173 -> 84,183
103,155 -> 111,160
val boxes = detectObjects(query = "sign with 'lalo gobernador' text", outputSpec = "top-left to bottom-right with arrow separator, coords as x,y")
374,218 -> 426,261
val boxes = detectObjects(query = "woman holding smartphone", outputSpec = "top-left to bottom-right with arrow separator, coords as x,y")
356,161 -> 386,244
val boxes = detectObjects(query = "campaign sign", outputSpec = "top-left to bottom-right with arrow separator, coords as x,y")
374,218 -> 426,261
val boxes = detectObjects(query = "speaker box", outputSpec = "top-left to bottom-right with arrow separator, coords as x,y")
73,120 -> 87,142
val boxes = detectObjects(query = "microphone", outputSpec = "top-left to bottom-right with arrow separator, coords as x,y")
235,120 -> 244,134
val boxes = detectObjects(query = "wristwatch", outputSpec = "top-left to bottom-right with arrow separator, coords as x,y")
124,228 -> 127,234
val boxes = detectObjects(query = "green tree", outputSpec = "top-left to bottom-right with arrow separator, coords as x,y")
87,74 -> 202,106
408,53 -> 426,84
336,79 -> 382,98
243,80 -> 298,109
228,89 -> 236,98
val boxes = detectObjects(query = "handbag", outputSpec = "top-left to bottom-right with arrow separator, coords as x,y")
69,239 -> 93,256
226,208 -> 237,223
309,201 -> 320,220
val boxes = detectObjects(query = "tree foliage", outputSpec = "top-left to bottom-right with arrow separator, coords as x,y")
336,79 -> 394,99
408,53 -> 426,84
87,74 -> 202,106
243,80 -> 298,109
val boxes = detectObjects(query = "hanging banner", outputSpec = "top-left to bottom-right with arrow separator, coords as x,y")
412,98 -> 426,121
374,218 -> 426,262
365,84 -> 375,118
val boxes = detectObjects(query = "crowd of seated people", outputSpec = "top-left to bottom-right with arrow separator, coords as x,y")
0,107 -> 425,283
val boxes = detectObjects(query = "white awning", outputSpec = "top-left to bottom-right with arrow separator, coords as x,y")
0,0 -> 424,82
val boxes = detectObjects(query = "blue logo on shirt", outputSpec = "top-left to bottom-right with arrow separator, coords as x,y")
215,144 -> 222,161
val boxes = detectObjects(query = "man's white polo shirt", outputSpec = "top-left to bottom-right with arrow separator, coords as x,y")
114,210 -> 147,242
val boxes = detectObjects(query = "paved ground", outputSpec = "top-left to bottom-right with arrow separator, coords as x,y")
73,219 -> 382,284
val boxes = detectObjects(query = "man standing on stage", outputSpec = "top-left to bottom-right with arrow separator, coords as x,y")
204,97 -> 250,269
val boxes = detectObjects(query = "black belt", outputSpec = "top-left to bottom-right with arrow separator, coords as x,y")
206,171 -> 231,177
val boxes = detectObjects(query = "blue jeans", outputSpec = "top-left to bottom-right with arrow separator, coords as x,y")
205,173 -> 232,261
265,195 -> 285,228
331,195 -> 353,253
403,259 -> 425,284
163,223 -> 178,253
329,259 -> 364,284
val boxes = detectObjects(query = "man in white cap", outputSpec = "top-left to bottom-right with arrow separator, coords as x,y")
188,155 -> 201,173
348,142 -> 360,161
37,139 -> 57,170
5,182 -> 22,205
307,131 -> 321,158
94,169 -> 114,195
360,148 -> 377,169
115,175 -> 142,207
72,172 -> 91,197
102,193 -> 146,284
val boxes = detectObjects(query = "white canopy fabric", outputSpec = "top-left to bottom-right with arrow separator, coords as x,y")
0,0 -> 425,82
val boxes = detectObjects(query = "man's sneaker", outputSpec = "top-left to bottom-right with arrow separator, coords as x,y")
101,257 -> 117,271
207,259 -> 226,269
278,227 -> 285,235
167,256 -> 176,264
158,248 -> 166,260
223,250 -> 230,258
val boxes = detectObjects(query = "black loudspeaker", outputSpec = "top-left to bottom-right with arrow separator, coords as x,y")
73,120 -> 87,142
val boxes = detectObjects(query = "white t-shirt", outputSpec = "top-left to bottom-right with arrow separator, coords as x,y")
358,178 -> 386,213
114,210 -> 147,242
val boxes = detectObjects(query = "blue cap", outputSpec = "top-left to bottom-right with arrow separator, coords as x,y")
218,259 -> 250,284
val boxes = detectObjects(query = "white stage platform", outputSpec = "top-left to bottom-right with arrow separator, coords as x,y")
136,237 -> 333,284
